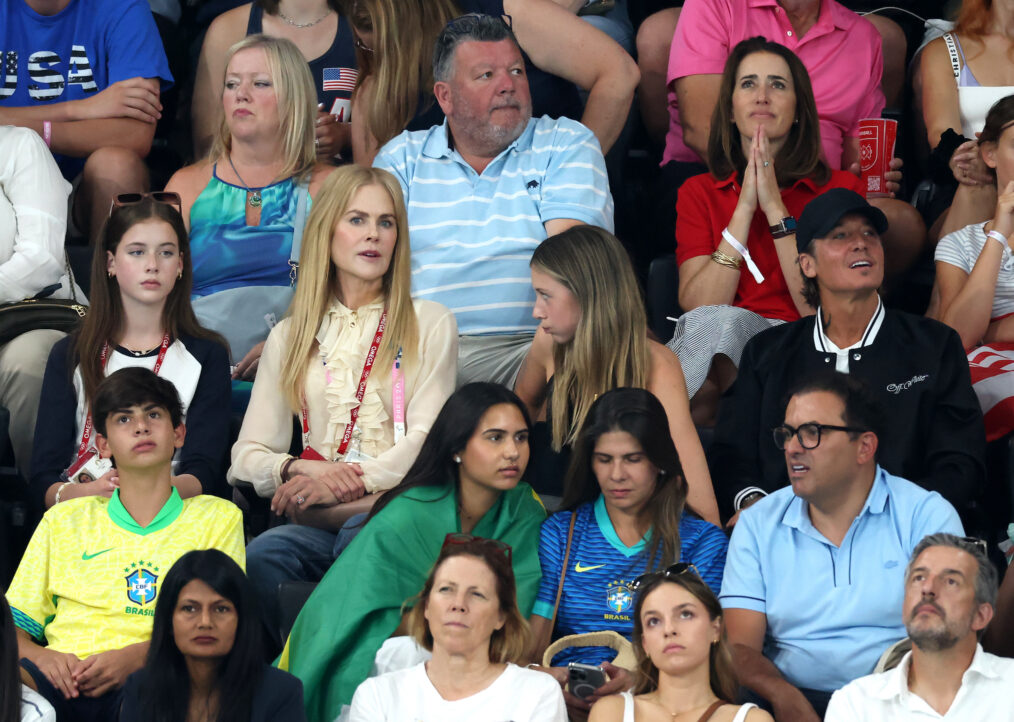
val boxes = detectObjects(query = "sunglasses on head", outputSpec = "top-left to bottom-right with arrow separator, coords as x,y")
628,562 -> 701,593
441,533 -> 513,562
110,191 -> 182,215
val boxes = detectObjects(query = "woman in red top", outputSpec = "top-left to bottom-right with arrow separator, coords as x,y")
669,37 -> 863,413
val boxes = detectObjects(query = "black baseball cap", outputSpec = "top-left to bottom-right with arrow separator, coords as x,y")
796,188 -> 888,252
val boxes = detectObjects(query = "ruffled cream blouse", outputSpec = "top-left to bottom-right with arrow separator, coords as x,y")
228,298 -> 458,496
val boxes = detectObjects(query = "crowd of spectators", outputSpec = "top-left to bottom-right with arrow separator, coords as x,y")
3,0 -> 1014,720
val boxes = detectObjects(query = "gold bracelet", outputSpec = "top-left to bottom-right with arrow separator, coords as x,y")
711,249 -> 742,269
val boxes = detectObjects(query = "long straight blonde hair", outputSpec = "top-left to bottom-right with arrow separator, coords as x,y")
279,166 -> 418,411
530,226 -> 649,450
350,0 -> 460,148
208,35 -> 316,182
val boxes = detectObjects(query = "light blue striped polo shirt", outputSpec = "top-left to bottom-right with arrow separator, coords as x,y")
375,116 -> 614,336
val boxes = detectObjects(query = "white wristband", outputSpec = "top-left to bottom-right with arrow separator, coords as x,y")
721,228 -> 765,284
987,230 -> 1009,250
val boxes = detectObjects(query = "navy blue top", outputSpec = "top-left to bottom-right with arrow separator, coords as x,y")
247,4 -> 358,120
30,334 -> 232,511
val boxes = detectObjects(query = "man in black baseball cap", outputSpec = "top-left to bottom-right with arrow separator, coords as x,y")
710,187 -> 985,535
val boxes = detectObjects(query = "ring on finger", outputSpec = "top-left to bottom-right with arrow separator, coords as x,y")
296,495 -> 305,504
763,160 -> 770,167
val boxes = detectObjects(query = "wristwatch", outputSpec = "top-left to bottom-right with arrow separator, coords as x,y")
769,216 -> 797,239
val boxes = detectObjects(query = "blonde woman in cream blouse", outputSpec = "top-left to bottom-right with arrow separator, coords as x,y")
229,165 -> 457,638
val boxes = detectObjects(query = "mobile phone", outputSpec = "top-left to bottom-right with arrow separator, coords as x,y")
567,662 -> 607,700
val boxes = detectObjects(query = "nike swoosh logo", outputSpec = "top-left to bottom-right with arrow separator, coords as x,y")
574,563 -> 605,573
82,548 -> 115,560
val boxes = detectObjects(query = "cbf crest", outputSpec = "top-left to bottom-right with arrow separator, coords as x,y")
606,580 -> 634,614
124,560 -> 160,606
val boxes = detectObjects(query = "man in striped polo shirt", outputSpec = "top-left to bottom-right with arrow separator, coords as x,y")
375,13 -> 614,386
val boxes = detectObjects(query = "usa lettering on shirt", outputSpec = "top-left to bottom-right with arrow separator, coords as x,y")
0,45 -> 98,100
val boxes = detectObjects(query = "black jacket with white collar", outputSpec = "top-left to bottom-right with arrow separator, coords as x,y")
710,308 -> 985,523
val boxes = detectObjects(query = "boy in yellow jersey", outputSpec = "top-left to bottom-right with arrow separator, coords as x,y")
5,367 -> 244,722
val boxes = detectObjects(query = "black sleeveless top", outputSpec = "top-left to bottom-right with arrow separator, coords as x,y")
528,377 -> 574,497
246,4 -> 359,120
406,0 -> 583,132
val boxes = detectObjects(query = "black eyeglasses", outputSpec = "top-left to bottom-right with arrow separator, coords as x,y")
110,191 -> 182,215
441,533 -> 513,562
629,562 -> 700,593
772,422 -> 866,450
444,12 -> 513,32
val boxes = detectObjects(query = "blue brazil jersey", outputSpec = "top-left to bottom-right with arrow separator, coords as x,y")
533,497 -> 728,666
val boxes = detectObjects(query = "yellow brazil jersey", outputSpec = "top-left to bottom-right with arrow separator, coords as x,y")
5,488 -> 244,658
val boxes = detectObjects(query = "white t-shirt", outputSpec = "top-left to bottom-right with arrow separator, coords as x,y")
21,685 -> 56,722
349,662 -> 567,722
936,222 -> 1014,320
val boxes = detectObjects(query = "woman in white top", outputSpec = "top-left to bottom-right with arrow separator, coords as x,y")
229,164 -> 457,636
918,0 -> 1014,240
934,95 -> 1014,443
349,534 -> 566,721
589,566 -> 771,722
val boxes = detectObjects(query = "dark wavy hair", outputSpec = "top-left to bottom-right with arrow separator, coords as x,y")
561,388 -> 689,574
707,36 -> 829,187
72,198 -> 224,407
630,572 -> 737,701
139,549 -> 263,722
1,596 -> 20,722
365,382 -> 533,522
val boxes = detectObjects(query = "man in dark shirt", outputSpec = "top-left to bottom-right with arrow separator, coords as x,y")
712,188 -> 985,526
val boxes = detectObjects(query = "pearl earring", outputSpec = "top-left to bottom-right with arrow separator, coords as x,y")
453,455 -> 462,463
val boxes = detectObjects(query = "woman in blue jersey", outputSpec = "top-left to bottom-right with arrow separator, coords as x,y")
528,388 -> 728,714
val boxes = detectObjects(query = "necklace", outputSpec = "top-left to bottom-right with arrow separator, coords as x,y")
227,155 -> 264,208
277,7 -> 333,28
648,694 -> 721,721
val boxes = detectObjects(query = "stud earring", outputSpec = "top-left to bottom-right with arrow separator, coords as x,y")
453,455 -> 462,463
177,269 -> 183,279
107,271 -> 114,278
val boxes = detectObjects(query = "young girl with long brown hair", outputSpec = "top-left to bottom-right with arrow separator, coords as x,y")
30,195 -> 231,511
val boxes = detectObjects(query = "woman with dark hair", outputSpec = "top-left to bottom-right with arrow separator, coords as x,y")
1,595 -> 55,722
193,0 -> 356,159
349,535 -> 565,720
588,567 -> 772,722
528,388 -> 727,715
933,94 -> 1014,441
668,37 -> 865,414
278,383 -> 546,721
119,549 -> 305,722
29,195 -> 231,511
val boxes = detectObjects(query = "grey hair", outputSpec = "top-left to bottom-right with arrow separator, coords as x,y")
906,533 -> 999,610
432,13 -> 520,83
797,239 -> 820,310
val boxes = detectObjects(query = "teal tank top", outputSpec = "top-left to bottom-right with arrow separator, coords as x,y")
188,166 -> 309,297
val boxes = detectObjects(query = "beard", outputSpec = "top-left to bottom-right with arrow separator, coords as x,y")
905,601 -> 966,652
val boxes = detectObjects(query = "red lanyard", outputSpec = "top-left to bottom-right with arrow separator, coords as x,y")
301,310 -> 387,460
76,333 -> 171,458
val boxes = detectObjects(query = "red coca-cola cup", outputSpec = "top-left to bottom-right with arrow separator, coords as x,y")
858,118 -> 898,199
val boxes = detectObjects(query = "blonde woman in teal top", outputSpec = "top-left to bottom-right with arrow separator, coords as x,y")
167,34 -> 335,378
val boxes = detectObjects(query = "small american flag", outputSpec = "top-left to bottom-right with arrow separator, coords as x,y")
322,67 -> 358,93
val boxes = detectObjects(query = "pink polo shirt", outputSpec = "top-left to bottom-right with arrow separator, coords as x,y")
662,0 -> 884,169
